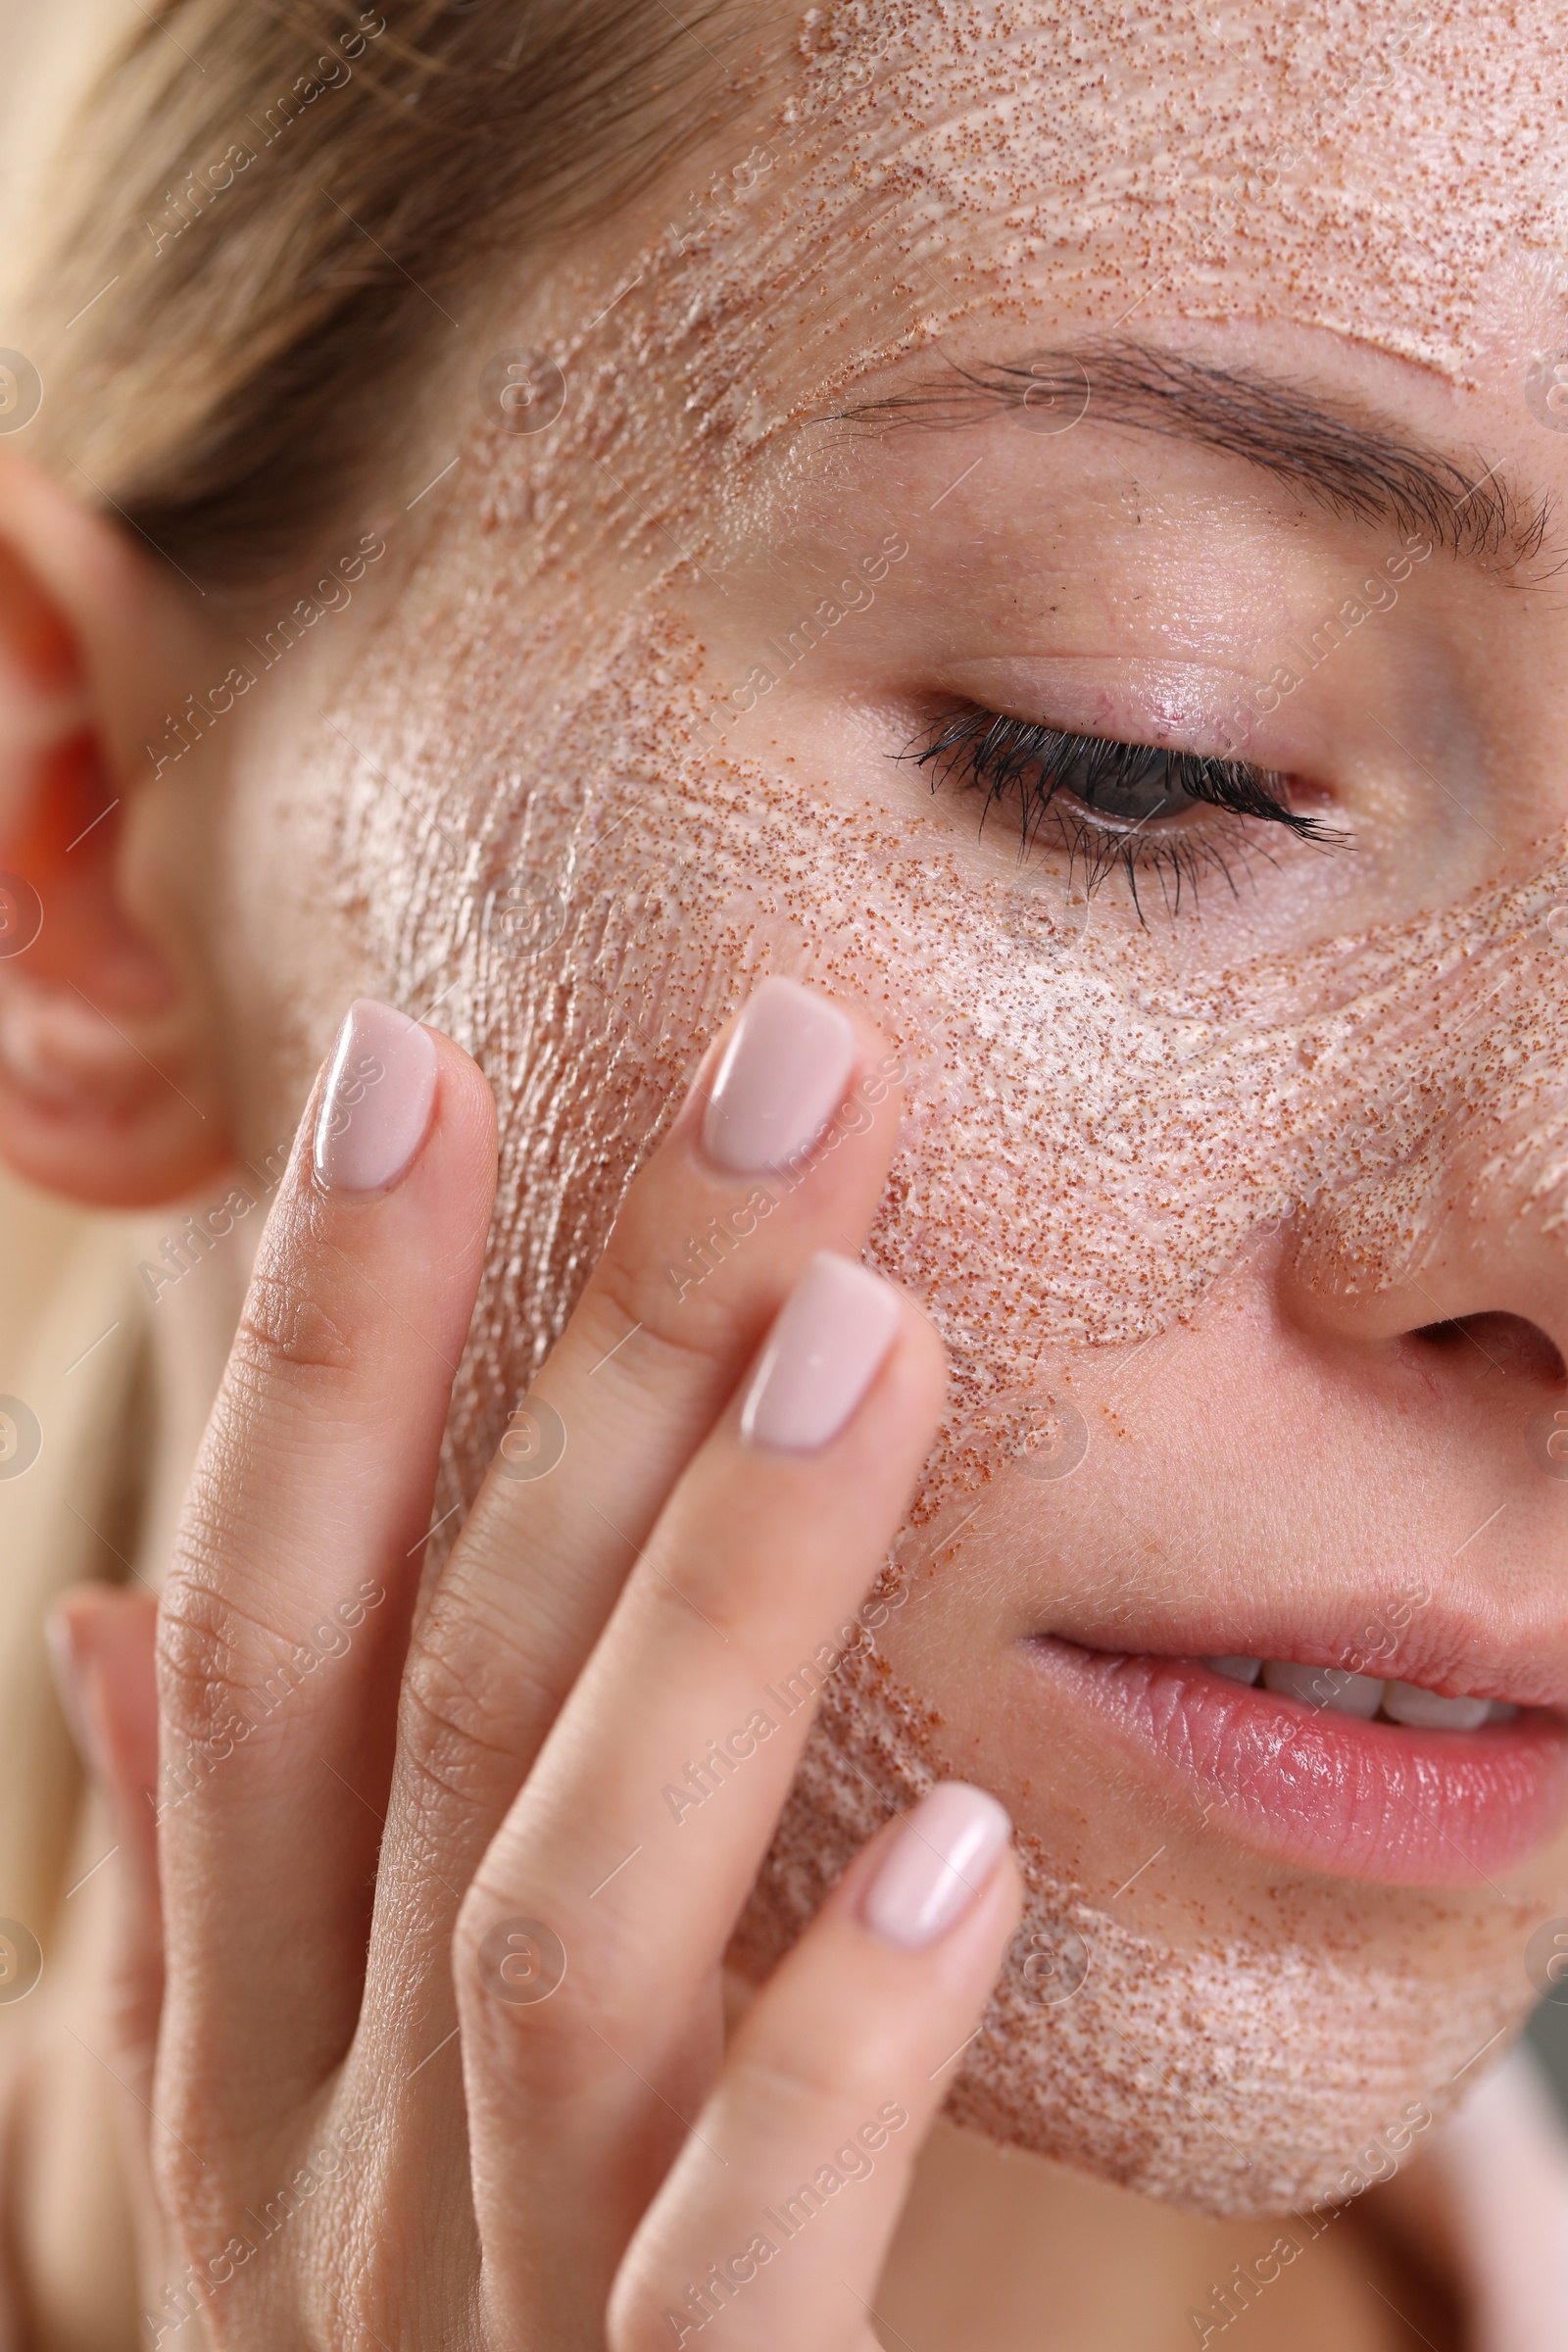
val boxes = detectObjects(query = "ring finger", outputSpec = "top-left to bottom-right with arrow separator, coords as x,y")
455,1248 -> 949,2313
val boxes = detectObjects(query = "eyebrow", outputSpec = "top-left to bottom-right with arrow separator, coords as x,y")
832,339 -> 1550,571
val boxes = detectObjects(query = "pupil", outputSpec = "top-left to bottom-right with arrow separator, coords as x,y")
1055,746 -> 1198,823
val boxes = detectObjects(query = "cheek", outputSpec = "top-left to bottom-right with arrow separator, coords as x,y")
304,604 -> 1568,2211
472,733 -> 1568,1433
314,603 -> 1568,1498
736,1642 -> 1528,2218
212,733 -> 387,1164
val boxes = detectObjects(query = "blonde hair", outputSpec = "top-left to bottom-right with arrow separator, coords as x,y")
23,0 -> 728,587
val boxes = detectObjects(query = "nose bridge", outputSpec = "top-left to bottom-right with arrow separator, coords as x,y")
1280,869 -> 1568,1349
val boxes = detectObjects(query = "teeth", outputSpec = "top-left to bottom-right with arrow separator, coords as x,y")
1380,1682 -> 1492,1732
1217,1658 -> 1519,1727
1262,1660 -> 1384,1717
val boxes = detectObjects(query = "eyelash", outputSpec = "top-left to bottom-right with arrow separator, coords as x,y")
904,705 -> 1346,917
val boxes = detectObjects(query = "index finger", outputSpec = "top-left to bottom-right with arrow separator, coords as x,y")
156,1003 -> 496,2140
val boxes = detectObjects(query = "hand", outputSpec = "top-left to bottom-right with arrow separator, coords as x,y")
61,979 -> 1020,2350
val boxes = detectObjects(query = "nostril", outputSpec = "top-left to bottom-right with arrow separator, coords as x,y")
1408,1312 -> 1566,1386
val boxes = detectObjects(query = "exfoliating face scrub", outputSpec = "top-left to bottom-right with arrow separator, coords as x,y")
221,0 -> 1568,2214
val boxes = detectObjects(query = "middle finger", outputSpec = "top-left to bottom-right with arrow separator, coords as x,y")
375,980 -> 906,1937
459,1249 -> 948,2307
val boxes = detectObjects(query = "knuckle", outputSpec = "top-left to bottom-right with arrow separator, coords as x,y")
579,1246 -> 731,1385
397,1613 -> 541,1815
235,1269 -> 355,1376
454,1871 -> 648,2092
229,1189 -> 361,1383
735,2040 -> 851,2131
157,1565 -> 250,1753
569,1059 -> 900,1387
609,2283 -> 694,2352
408,1563 -> 558,1741
157,1558 -> 309,1760
631,1539 -> 767,1655
580,1057 -> 898,1372
731,2032 -> 903,2143
453,1888 -> 580,2086
585,1163 -> 825,1369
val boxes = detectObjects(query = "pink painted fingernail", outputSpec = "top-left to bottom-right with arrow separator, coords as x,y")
313,999 -> 438,1196
862,1784 -> 1012,1952
740,1250 -> 901,1452
702,977 -> 858,1173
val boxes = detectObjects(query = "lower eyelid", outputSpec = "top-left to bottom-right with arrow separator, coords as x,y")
900,704 -> 1349,915
907,706 -> 1326,833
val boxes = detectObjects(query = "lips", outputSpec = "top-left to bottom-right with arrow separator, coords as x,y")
1205,1655 -> 1516,1729
1026,1640 -> 1568,1885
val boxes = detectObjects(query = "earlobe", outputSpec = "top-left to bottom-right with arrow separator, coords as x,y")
0,451 -> 233,1207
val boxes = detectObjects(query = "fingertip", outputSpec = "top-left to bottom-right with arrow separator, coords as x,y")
701,977 -> 859,1174
739,1251 -> 904,1452
859,1782 -> 1015,1954
303,1000 -> 497,1210
426,1020 -> 500,1187
669,979 -> 905,1175
892,1283 -> 950,1410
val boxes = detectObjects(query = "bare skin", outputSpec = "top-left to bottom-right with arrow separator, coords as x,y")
3,1 -> 1568,2344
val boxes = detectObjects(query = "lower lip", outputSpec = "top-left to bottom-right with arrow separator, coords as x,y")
1026,1641 -> 1568,1885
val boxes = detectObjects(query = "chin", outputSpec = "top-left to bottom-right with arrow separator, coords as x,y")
735,1644 -> 1544,2221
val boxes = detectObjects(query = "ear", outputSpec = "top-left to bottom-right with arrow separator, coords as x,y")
0,449 -> 234,1206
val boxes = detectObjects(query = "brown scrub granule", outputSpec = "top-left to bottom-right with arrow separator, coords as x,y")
224,0 -> 1568,2213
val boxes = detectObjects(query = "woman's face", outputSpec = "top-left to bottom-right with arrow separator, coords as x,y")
202,0 -> 1568,2216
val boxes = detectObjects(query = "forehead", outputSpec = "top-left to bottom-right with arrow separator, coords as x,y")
462,2 -> 1568,624
750,0 -> 1568,384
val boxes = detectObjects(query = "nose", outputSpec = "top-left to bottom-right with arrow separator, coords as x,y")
1271,872 -> 1568,1355
1276,1043 -> 1568,1477
1285,1204 -> 1568,1380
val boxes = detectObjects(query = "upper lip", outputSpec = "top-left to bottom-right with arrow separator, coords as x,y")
1034,1598 -> 1568,1714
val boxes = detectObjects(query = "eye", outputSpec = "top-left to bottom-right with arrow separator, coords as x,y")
1044,737 -> 1204,824
902,705 -> 1348,917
